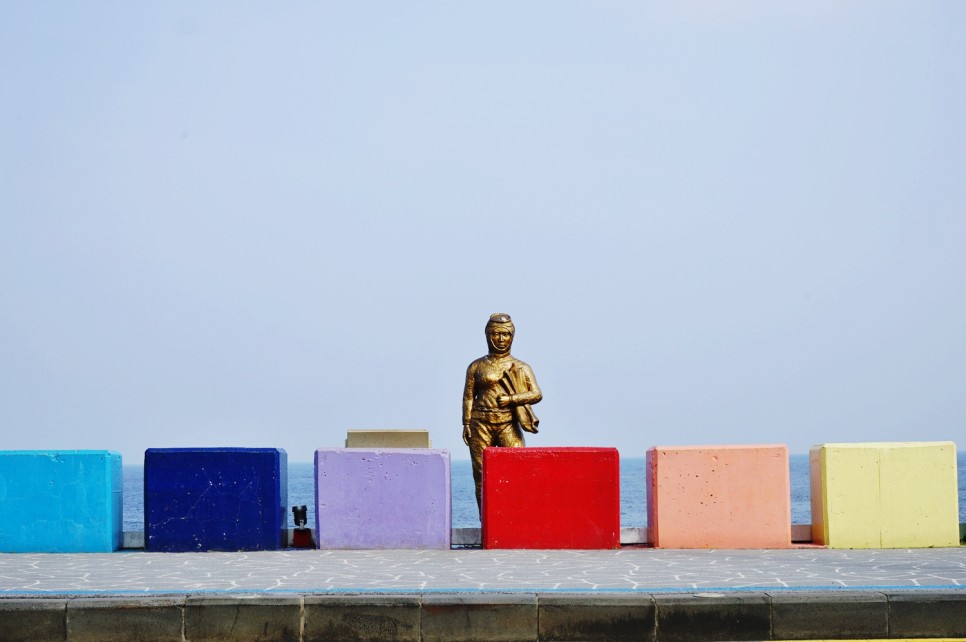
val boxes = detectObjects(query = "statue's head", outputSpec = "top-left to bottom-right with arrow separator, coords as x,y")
485,313 -> 514,356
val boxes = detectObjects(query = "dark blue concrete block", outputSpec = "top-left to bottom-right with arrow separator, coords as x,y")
144,448 -> 287,552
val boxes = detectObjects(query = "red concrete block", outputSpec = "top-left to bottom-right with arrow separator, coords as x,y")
647,444 -> 791,549
481,447 -> 620,549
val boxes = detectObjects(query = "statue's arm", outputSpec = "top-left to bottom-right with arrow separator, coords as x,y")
462,362 -> 477,446
509,363 -> 542,406
462,361 -> 477,425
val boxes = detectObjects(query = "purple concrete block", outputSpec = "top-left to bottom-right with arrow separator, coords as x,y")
315,448 -> 451,549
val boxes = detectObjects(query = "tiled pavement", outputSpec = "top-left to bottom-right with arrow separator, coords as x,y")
0,547 -> 964,596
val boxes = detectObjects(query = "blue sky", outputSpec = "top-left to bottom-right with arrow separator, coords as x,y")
2,2 -> 964,462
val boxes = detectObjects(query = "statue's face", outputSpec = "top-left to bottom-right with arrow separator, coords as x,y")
487,327 -> 513,354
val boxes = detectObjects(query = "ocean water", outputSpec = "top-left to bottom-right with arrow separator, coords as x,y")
123,453 -> 966,532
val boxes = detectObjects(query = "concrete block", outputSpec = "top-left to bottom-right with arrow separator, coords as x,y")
0,450 -> 122,552
346,430 -> 431,448
620,527 -> 647,545
790,524 -> 812,543
887,590 -> 966,638
0,599 -> 66,642
303,594 -> 421,642
768,590 -> 887,639
809,443 -> 879,548
66,597 -> 184,642
315,448 -> 451,549
653,593 -> 770,642
452,527 -> 481,546
184,595 -> 301,642
122,530 -> 145,549
880,442 -> 960,547
144,447 -> 287,552
481,447 -> 620,549
420,593 -> 537,642
810,442 -> 960,548
646,445 -> 791,548
537,593 -> 656,641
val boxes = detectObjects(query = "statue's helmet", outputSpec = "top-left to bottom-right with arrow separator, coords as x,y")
485,313 -> 515,354
485,313 -> 514,334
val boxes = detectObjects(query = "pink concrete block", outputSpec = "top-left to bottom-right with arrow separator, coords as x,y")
647,444 -> 791,549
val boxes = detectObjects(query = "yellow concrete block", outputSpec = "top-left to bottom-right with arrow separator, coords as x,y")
810,444 -> 880,547
879,442 -> 960,548
809,449 -> 824,545
810,442 -> 960,549
345,430 -> 431,448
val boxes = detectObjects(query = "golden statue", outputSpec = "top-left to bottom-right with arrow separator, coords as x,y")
462,313 -> 542,512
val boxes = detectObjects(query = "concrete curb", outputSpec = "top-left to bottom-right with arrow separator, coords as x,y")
538,593 -> 655,641
422,593 -> 537,642
768,590 -> 888,639
303,594 -> 421,642
1,590 -> 964,641
0,598 -> 66,642
184,595 -> 301,642
66,597 -> 184,642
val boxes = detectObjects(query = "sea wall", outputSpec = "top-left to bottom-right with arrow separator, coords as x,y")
2,442 -> 963,552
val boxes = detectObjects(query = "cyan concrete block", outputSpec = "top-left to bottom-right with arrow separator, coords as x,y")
315,448 -> 451,549
0,450 -> 122,553
144,448 -> 287,552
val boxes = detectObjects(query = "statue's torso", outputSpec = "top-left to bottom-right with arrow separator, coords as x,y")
472,355 -> 520,411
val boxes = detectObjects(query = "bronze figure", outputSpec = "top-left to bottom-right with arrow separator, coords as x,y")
462,313 -> 543,512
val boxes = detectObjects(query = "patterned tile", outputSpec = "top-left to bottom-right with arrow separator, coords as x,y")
0,548 -> 963,596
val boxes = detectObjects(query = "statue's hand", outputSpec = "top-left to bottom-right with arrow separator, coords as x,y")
462,424 -> 471,446
496,394 -> 510,408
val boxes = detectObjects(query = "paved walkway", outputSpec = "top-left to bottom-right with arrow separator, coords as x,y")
1,547 -> 964,596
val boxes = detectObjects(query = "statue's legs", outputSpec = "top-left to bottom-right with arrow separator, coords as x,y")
468,419 -> 525,513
